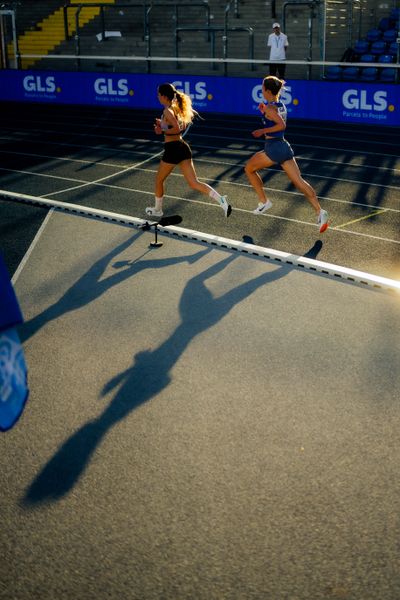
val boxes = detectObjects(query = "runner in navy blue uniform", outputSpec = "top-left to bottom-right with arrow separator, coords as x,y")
146,83 -> 232,218
245,76 -> 329,233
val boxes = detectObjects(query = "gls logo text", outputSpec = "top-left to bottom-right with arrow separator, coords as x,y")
94,78 -> 129,96
252,84 -> 292,105
343,89 -> 387,111
23,75 -> 56,93
172,81 -> 207,100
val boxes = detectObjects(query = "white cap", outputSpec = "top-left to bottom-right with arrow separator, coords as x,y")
273,23 -> 280,28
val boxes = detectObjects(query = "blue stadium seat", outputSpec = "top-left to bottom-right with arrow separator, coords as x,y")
380,67 -> 396,83
342,66 -> 359,81
383,29 -> 398,43
366,28 -> 382,42
353,40 -> 369,56
360,53 -> 374,63
370,40 -> 386,56
378,54 -> 394,64
325,66 -> 341,81
388,42 -> 398,57
378,17 -> 392,32
360,67 -> 378,82
389,7 -> 400,23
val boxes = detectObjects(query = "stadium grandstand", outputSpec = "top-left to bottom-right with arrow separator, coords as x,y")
0,0 -> 399,81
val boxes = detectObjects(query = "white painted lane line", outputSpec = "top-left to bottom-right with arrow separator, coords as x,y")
2,123 -> 399,159
1,184 -> 399,245
1,145 -> 399,174
1,163 -> 399,217
43,150 -> 163,197
11,208 -> 54,285
2,134 -> 399,175
0,149 -> 128,169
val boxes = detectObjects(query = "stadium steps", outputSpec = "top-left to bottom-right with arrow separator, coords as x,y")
7,0 -> 390,78
8,0 -> 116,69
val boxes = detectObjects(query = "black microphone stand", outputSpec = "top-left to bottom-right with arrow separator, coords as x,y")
140,215 -> 183,247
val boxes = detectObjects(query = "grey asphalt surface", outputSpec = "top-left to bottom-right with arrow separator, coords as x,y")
1,102 -> 400,600
1,210 -> 400,600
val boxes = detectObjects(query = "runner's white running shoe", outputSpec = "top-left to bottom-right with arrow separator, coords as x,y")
220,195 -> 232,218
253,200 -> 273,215
145,206 -> 163,217
318,209 -> 329,233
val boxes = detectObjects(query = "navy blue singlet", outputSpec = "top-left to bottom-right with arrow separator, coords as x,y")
261,100 -> 287,139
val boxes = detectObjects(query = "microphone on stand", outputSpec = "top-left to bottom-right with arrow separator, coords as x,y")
139,215 -> 183,247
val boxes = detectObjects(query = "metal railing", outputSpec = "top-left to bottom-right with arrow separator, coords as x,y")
4,0 -> 399,80
145,1 -> 210,71
0,9 -> 18,68
63,1 -> 211,73
226,0 -> 241,19
13,52 -> 400,77
64,3 -> 149,42
175,26 -> 254,75
282,0 -> 320,79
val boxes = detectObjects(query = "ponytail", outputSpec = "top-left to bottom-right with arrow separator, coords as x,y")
158,82 -> 197,126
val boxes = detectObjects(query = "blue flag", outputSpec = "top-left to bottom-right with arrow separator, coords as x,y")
0,256 -> 29,431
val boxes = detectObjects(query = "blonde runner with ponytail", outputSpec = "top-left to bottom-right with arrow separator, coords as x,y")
146,82 -> 231,219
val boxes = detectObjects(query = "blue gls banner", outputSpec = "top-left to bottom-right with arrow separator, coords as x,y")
0,69 -> 398,126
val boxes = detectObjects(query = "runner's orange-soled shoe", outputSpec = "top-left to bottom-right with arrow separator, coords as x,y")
318,209 -> 329,233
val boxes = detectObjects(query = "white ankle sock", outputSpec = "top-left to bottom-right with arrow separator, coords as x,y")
155,196 -> 163,209
208,189 -> 222,203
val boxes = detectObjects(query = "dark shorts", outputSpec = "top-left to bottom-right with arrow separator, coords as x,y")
264,138 -> 294,164
162,140 -> 192,164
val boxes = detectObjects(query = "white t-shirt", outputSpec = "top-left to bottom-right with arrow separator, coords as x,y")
267,32 -> 289,61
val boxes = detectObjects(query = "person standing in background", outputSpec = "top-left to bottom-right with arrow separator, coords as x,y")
267,23 -> 289,79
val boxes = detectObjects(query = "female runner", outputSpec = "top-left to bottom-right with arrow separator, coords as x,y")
245,75 -> 329,233
146,82 -> 231,218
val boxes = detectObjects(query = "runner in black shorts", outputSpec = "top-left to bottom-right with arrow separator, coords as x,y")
244,76 -> 329,233
146,82 -> 232,218
161,139 -> 192,164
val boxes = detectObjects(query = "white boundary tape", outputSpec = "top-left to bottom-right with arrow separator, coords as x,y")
1,189 -> 400,295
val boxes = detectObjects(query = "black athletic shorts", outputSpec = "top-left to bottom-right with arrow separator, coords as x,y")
162,140 -> 192,164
